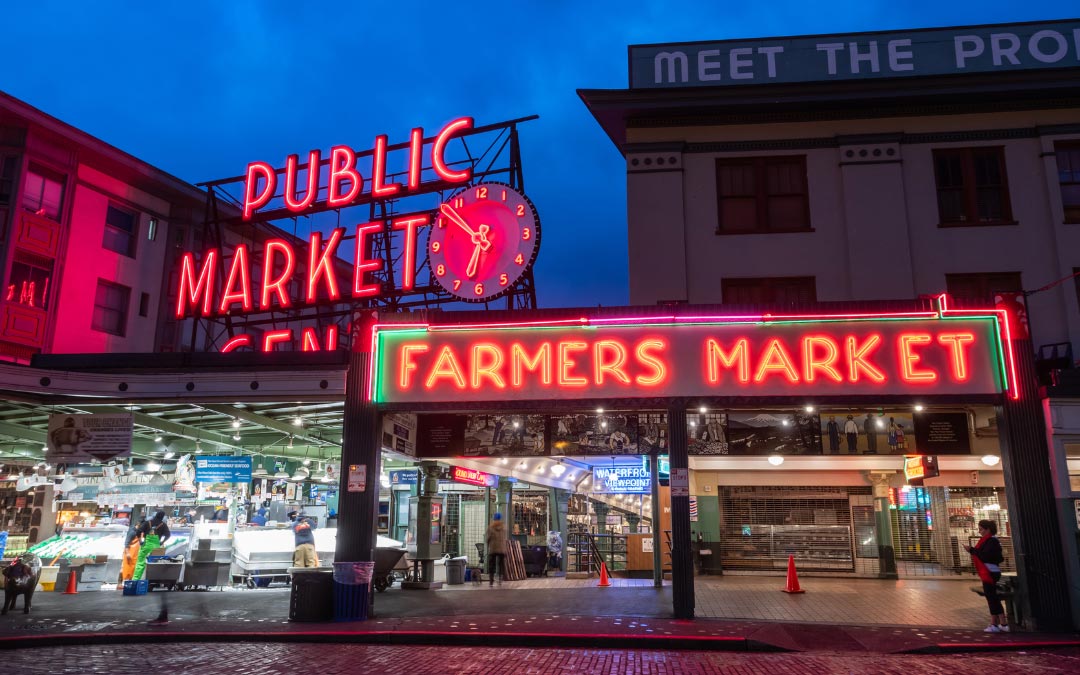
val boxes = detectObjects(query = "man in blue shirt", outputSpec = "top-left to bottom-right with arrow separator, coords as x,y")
289,511 -> 318,567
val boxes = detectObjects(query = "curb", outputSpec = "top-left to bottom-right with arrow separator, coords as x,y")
903,639 -> 1080,655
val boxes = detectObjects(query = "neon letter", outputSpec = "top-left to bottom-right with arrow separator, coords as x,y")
283,151 -> 320,213
594,340 -> 631,385
899,333 -> 938,382
371,135 -> 401,198
218,244 -> 253,314
221,335 -> 252,353
938,332 -> 976,382
802,336 -> 843,383
399,344 -> 430,388
260,239 -> 295,310
558,341 -> 589,387
408,127 -> 424,190
262,329 -> 292,352
306,228 -> 344,303
754,338 -> 800,383
471,344 -> 507,389
510,342 -> 552,387
846,334 -> 886,383
353,222 -> 384,298
175,250 -> 217,318
392,215 -> 430,291
431,117 -> 473,183
425,345 -> 467,389
242,161 -> 275,221
635,339 -> 668,386
327,145 -> 362,207
301,327 -> 321,352
325,325 -> 339,351
706,338 -> 749,384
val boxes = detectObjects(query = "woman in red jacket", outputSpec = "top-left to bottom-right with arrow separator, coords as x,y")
965,519 -> 1008,632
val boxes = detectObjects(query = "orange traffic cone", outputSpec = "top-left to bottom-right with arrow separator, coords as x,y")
781,555 -> 804,594
597,562 -> 611,587
63,569 -> 78,595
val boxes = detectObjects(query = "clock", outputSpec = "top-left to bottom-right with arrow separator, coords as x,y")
428,182 -> 540,302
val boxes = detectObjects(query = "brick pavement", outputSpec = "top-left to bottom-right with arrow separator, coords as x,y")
2,643 -> 1080,674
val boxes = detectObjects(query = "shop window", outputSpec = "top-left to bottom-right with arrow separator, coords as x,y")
945,272 -> 1023,304
6,254 -> 53,310
103,204 -> 138,257
715,156 -> 811,233
932,147 -> 1013,226
21,164 -> 64,221
0,155 -> 18,205
1056,141 -> 1080,223
722,276 -> 816,305
92,279 -> 131,337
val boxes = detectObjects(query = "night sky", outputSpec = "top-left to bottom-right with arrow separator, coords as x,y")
2,2 -> 1071,308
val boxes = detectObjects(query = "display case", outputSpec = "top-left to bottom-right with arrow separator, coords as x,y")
230,526 -> 337,587
721,524 -> 854,572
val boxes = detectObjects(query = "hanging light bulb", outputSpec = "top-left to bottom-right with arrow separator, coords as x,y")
154,435 -> 163,443
233,433 -> 241,441
293,416 -> 303,427
232,419 -> 241,429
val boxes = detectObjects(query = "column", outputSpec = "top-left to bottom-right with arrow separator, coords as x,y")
868,472 -> 898,579
651,454 -> 662,588
668,405 -> 694,619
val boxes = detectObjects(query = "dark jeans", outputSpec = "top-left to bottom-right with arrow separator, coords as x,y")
983,572 -> 1004,616
487,553 -> 506,583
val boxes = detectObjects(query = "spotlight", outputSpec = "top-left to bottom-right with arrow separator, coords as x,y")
767,455 -> 785,466
914,404 -> 925,412
699,406 -> 707,414
981,455 -> 1001,467
805,405 -> 815,413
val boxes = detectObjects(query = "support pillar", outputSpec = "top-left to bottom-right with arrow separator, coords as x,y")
651,453 -> 662,588
668,405 -> 694,619
868,472 -> 898,579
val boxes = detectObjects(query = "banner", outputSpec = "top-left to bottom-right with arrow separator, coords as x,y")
46,413 -> 133,463
194,456 -> 252,484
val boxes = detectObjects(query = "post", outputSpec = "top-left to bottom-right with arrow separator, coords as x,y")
667,405 -> 694,619
651,453 -> 662,588
868,472 -> 898,579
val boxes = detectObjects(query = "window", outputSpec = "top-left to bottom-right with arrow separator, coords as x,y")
92,280 -> 131,336
1056,142 -> 1080,223
932,147 -> 1013,226
6,254 -> 53,310
139,292 -> 150,317
945,272 -> 1023,303
722,276 -> 817,305
21,165 -> 64,221
103,204 -> 138,257
0,156 -> 18,205
716,156 -> 810,233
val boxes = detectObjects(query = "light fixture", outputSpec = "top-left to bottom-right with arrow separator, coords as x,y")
232,419 -> 241,429
291,466 -> 310,481
518,461 -> 528,470
914,404 -> 925,412
293,416 -> 303,427
274,464 -> 290,479
512,420 -> 520,429
380,473 -> 391,488
699,406 -> 707,414
537,464 -> 546,473
195,440 -> 202,454
781,420 -> 789,426
876,419 -> 885,429
147,462 -> 161,472
805,405 -> 815,413
689,420 -> 696,427
233,433 -> 241,441
500,458 -> 508,464
58,475 -> 77,492
601,421 -> 608,429
303,458 -> 311,466
767,455 -> 785,466
596,408 -> 604,414
981,454 -> 1001,467
41,445 -> 48,453
288,437 -> 294,449
164,451 -> 175,460
154,436 -> 163,443
550,463 -> 566,477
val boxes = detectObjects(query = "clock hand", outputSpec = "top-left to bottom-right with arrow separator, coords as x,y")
439,203 -> 478,238
465,242 -> 483,279
476,224 -> 492,251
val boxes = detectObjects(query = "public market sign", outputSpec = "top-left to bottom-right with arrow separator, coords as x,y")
630,19 -> 1080,89
373,311 -> 1012,404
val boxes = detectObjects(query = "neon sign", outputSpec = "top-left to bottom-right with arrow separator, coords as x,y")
373,313 -> 1009,404
904,455 -> 940,485
593,466 -> 652,494
451,465 -> 495,487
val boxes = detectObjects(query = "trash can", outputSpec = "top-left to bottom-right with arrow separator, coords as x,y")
445,557 -> 467,585
289,569 -> 334,622
333,561 -> 374,622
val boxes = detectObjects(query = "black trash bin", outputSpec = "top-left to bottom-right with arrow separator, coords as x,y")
289,569 -> 334,622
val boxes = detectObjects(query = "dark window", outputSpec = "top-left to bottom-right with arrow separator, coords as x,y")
92,280 -> 131,336
6,254 -> 53,310
945,272 -> 1023,303
722,276 -> 817,305
932,147 -> 1013,226
1056,142 -> 1080,223
103,204 -> 138,257
139,292 -> 150,317
1073,268 -> 1080,313
21,165 -> 64,221
716,156 -> 810,233
0,156 -> 18,205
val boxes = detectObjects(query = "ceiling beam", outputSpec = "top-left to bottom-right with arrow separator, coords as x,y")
0,421 -> 46,444
198,404 -> 341,446
85,405 -> 243,451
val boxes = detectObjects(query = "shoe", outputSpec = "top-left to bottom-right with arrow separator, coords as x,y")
999,625 -> 1010,632
983,624 -> 1001,633
147,618 -> 170,626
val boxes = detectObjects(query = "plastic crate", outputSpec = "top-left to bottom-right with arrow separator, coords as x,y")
123,579 -> 148,596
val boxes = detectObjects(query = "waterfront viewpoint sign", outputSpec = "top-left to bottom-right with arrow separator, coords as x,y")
372,310 -> 1013,405
630,19 -> 1080,89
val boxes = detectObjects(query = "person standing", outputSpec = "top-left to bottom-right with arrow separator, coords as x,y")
485,513 -> 508,586
133,511 -> 170,581
826,417 -> 841,454
965,519 -> 1008,632
843,415 -> 859,454
887,417 -> 899,453
289,510 -> 318,568
863,414 -> 878,453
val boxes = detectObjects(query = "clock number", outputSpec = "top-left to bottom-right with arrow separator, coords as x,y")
514,253 -> 524,265
516,204 -> 525,216
432,241 -> 441,253
454,197 -> 464,209
436,264 -> 445,276
499,273 -> 509,286
474,283 -> 484,296
453,279 -> 462,291
476,186 -> 488,199
522,227 -> 531,241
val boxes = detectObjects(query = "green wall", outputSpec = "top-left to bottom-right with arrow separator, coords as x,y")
692,494 -> 720,541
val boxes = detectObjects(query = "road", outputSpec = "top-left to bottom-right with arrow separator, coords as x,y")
3,643 -> 1080,674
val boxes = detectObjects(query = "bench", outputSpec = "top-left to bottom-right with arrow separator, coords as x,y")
971,579 -> 1022,628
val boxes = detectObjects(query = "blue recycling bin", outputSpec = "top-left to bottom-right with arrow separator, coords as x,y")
333,562 -> 374,622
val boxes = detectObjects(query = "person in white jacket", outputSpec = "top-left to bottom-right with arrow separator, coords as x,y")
843,415 -> 859,454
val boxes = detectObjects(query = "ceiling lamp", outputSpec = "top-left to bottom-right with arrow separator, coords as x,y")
550,463 -> 566,477
253,460 -> 269,477
149,473 -> 169,487
291,466 -> 310,481
981,455 -> 1001,467
164,450 -> 175,460
293,416 -> 303,427
154,436 -> 163,443
767,455 -> 785,466
914,404 -> 925,412
274,463 -> 290,479
232,419 -> 241,429
805,405 -> 815,413
58,475 -> 78,492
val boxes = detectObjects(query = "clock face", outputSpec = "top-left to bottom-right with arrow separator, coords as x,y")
428,182 -> 540,302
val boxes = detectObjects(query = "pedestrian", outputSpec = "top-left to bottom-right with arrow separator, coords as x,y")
887,417 -> 898,453
826,416 -> 841,454
485,513 -> 508,586
895,423 -> 907,451
844,415 -> 859,453
289,510 -> 318,567
863,413 -> 878,453
133,511 -> 170,581
965,519 -> 1009,632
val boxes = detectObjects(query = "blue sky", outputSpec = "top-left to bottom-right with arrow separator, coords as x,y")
1,2 -> 1073,308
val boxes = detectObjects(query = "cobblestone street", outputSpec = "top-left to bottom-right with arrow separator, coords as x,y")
3,643 -> 1080,674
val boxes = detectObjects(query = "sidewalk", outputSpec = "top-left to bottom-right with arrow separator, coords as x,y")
1,579 -> 1076,654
